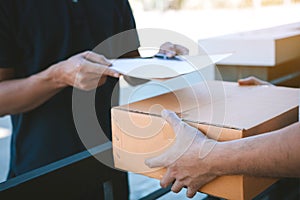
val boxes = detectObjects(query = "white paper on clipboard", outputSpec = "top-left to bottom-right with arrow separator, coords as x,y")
110,53 -> 231,80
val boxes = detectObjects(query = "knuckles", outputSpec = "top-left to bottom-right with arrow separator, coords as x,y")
61,51 -> 109,90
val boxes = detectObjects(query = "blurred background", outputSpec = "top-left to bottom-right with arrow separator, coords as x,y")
129,0 -> 300,40
132,0 -> 300,10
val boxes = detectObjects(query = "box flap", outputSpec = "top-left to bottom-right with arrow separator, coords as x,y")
118,81 -> 230,115
116,81 -> 299,130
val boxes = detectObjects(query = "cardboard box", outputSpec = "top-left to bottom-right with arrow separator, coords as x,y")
198,22 -> 300,66
198,23 -> 300,88
111,81 -> 299,200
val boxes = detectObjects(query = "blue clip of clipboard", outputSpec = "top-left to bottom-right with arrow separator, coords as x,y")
154,53 -> 182,61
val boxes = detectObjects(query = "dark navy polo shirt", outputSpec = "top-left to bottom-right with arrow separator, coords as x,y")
0,0 -> 139,176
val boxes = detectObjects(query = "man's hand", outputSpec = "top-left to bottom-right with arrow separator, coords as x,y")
50,51 -> 120,91
158,42 -> 189,58
238,76 -> 273,86
145,110 -> 218,198
0,51 -> 121,115
123,42 -> 188,86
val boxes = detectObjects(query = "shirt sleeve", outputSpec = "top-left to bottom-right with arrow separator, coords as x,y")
0,1 -> 18,68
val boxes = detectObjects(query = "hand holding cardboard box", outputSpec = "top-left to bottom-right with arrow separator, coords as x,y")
111,81 -> 299,200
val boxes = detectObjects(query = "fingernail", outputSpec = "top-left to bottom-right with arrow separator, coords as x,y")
161,109 -> 169,118
114,73 -> 119,78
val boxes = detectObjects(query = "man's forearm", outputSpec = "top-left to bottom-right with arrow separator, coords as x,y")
0,66 -> 63,116
213,122 -> 300,177
0,50 -> 124,116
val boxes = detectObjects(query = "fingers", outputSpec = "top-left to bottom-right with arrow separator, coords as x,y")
102,67 -> 120,78
159,42 -> 189,58
171,180 -> 184,193
144,156 -> 161,168
186,187 -> 197,198
174,44 -> 189,55
159,42 -> 176,58
80,59 -> 120,78
162,170 -> 197,198
161,168 -> 176,188
144,152 -> 168,168
82,51 -> 112,66
238,76 -> 272,86
57,51 -> 120,90
73,58 -> 119,91
81,51 -> 120,78
238,76 -> 257,85
145,109 -> 198,168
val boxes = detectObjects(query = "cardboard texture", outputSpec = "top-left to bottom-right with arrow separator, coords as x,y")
111,81 -> 299,200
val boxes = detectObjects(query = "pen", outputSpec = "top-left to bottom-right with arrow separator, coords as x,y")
154,53 -> 182,61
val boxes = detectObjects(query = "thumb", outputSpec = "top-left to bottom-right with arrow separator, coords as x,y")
144,110 -> 181,168
161,109 -> 182,130
103,67 -> 120,78
145,153 -> 169,168
238,77 -> 255,86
